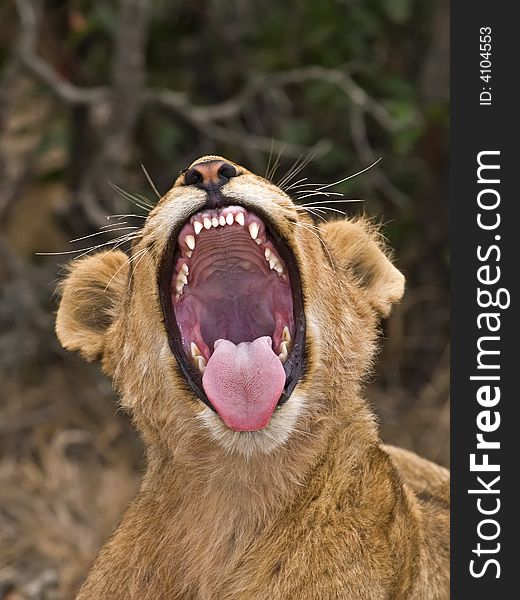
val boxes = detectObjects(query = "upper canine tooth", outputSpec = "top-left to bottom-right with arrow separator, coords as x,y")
212,217 -> 219,228
226,213 -> 234,225
235,213 -> 245,226
193,221 -> 203,235
203,218 -> 212,230
248,222 -> 259,240
185,235 -> 195,250
219,215 -> 226,226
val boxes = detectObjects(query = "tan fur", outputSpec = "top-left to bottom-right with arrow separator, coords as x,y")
56,156 -> 449,599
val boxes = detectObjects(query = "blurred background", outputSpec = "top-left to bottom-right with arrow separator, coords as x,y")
0,0 -> 449,598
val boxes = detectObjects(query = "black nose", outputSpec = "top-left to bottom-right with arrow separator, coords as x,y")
183,160 -> 237,190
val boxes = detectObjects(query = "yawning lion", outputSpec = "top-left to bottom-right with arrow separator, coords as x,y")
56,156 -> 449,599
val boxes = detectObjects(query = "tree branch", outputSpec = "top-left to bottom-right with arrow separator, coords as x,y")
177,66 -> 398,132
14,0 -> 109,106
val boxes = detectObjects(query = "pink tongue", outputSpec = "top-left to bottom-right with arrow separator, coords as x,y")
202,336 -> 286,431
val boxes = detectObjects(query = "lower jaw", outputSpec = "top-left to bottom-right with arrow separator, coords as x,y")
197,395 -> 303,457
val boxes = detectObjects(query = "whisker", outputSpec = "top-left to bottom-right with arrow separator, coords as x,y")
294,221 -> 336,270
110,183 -> 154,211
277,150 -> 317,190
106,213 -> 147,220
295,205 -> 327,215
295,191 -> 344,200
137,192 -> 156,207
300,207 -> 327,222
130,246 -> 150,270
295,220 -> 322,232
36,231 -> 141,258
104,246 -> 148,291
285,181 -> 320,191
72,233 -> 142,261
306,157 -> 382,193
264,139 -> 275,179
69,226 -> 137,244
278,142 -> 334,190
100,221 -> 128,229
266,145 -> 285,182
284,177 -> 308,191
141,163 -> 162,199
299,206 -> 348,216
277,154 -> 308,189
300,199 -> 364,206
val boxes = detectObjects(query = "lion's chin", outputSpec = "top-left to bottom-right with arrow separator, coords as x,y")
195,392 -> 307,459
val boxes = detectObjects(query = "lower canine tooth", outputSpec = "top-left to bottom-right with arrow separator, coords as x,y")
195,356 -> 207,374
278,341 -> 289,364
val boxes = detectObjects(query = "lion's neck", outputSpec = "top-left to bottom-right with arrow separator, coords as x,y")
102,395 -> 378,598
139,397 -> 376,584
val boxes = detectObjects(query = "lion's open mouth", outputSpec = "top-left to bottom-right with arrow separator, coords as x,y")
159,204 -> 305,432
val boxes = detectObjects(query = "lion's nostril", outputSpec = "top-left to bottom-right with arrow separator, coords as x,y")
217,163 -> 237,182
184,168 -> 203,186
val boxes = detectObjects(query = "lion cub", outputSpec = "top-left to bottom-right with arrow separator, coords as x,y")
56,156 -> 449,599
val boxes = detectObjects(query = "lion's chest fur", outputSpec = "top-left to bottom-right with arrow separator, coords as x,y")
77,441 -> 445,600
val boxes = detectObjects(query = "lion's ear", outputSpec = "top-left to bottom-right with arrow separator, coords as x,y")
56,250 -> 129,362
320,219 -> 405,317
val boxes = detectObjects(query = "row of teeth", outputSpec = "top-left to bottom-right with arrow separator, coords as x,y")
190,326 -> 292,375
193,211 -> 247,236
183,214 -> 262,256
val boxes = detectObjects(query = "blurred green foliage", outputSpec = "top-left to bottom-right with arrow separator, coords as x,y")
0,0 -> 449,401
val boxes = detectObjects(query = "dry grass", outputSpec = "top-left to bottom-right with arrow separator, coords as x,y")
0,365 -> 142,599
